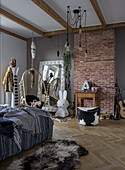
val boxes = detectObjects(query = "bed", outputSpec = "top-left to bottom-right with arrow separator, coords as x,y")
0,105 -> 53,161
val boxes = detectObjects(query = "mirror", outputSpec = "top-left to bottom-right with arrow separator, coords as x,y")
39,60 -> 65,106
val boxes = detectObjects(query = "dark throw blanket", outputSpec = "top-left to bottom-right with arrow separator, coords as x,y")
0,117 -> 14,138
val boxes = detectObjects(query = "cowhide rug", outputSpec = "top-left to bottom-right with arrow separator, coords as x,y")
7,139 -> 88,170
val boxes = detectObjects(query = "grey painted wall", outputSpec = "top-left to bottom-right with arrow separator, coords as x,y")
0,33 -> 27,104
27,33 -> 74,101
0,33 -> 2,104
115,27 -> 125,99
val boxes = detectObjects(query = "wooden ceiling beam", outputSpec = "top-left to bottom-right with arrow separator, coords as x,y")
0,28 -> 27,41
106,22 -> 125,29
45,22 -> 125,36
90,0 -> 106,27
0,8 -> 45,36
32,0 -> 72,32
44,29 -> 67,37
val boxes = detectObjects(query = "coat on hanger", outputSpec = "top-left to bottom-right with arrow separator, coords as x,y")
2,66 -> 14,92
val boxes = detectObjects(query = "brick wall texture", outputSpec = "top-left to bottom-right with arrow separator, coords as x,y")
74,29 -> 115,114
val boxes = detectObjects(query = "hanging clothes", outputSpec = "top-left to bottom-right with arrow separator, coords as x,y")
2,66 -> 14,92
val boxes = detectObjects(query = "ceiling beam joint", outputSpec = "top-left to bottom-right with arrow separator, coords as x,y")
32,0 -> 72,32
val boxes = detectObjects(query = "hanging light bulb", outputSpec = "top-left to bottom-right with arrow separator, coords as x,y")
64,39 -> 70,51
66,41 -> 70,52
79,6 -> 82,35
85,49 -> 88,57
79,43 -> 82,51
57,51 -> 60,57
79,26 -> 82,34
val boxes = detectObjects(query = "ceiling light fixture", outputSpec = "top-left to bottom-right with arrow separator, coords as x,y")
65,6 -> 87,55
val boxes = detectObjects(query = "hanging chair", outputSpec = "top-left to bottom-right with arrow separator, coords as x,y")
19,68 -> 47,106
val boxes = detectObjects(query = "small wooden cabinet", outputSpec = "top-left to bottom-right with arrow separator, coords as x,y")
75,91 -> 99,117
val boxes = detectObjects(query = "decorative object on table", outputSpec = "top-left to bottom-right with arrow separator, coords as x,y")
77,107 -> 100,126
81,80 -> 89,92
55,90 -> 69,117
63,51 -> 71,90
8,139 -> 88,170
91,86 -> 99,93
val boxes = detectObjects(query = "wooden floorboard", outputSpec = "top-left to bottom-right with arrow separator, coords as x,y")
53,119 -> 125,170
1,118 -> 125,170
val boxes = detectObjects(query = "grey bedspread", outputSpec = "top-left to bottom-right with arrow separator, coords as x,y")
4,107 -> 51,135
0,106 -> 53,160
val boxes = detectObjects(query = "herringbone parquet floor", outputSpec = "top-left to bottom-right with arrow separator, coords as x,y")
53,119 -> 125,170
1,118 -> 125,170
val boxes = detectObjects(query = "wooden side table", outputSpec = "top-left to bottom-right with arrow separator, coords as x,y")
75,91 -> 99,117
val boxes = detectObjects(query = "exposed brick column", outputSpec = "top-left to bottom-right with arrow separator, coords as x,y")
74,29 -> 115,114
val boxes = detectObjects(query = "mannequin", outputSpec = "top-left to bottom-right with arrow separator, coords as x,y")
3,58 -> 19,107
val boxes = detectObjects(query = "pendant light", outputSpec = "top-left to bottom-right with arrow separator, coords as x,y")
31,32 -> 36,68
65,6 -> 88,55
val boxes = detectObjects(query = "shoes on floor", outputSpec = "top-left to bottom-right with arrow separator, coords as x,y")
100,113 -> 110,120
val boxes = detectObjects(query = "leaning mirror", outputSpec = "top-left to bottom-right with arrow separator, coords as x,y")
39,60 -> 65,111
